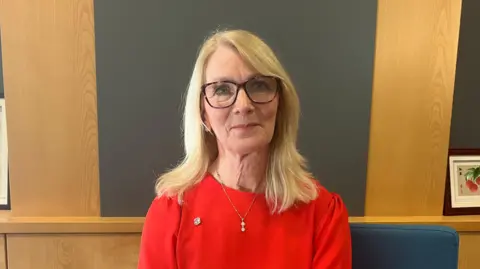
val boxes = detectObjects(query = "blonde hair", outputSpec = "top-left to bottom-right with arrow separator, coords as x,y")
155,29 -> 318,213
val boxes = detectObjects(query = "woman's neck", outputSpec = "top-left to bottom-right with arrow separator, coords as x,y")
213,149 -> 268,192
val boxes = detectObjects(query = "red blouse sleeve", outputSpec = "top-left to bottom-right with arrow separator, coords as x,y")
313,192 -> 352,269
137,196 -> 181,269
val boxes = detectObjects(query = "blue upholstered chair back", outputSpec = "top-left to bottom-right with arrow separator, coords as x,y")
350,223 -> 459,269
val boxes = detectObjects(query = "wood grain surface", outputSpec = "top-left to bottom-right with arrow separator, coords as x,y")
0,217 -> 144,234
458,232 -> 480,269
365,0 -> 463,215
0,0 -> 101,216
7,234 -> 140,269
0,235 -> 5,269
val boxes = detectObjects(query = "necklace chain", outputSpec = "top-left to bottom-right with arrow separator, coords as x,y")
215,171 -> 257,232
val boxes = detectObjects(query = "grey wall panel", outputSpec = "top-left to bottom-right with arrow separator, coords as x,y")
449,0 -> 480,149
94,0 -> 377,216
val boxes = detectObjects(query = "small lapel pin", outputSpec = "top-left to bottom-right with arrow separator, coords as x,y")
193,217 -> 201,226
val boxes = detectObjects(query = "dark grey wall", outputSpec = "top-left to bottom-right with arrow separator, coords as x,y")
94,0 -> 377,217
450,0 -> 480,149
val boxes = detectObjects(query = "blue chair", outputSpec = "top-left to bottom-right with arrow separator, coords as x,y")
350,223 -> 459,269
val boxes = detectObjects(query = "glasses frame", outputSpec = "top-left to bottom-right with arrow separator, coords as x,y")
201,75 -> 281,109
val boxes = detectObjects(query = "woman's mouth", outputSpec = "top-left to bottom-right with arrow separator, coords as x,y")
230,123 -> 259,130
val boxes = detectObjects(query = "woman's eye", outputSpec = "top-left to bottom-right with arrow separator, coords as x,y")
250,81 -> 270,91
215,85 -> 231,95
252,81 -> 266,88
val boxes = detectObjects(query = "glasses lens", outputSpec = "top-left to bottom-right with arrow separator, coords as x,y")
204,82 -> 237,107
245,76 -> 278,103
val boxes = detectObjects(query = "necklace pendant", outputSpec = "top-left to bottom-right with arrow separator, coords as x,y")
241,219 -> 246,232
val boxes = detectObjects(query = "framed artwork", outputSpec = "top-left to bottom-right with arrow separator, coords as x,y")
443,148 -> 480,216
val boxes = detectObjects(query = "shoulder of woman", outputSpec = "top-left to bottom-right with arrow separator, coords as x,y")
144,194 -> 183,225
311,180 -> 349,222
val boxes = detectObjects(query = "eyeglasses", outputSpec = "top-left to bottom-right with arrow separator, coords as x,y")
202,75 -> 281,108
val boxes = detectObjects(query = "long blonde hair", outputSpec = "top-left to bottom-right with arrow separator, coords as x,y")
155,29 -> 318,213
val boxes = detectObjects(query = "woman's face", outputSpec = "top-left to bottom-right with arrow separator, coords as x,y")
203,45 -> 279,155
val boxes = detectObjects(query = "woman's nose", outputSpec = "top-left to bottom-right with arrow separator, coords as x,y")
233,89 -> 254,114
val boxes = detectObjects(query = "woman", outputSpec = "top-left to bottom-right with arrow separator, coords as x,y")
138,29 -> 352,269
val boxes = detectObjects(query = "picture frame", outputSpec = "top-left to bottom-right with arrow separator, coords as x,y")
443,148 -> 480,216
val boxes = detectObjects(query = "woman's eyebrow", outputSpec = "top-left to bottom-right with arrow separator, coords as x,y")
207,73 -> 261,84
207,76 -> 232,83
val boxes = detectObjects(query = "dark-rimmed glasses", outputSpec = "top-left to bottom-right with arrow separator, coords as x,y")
202,75 -> 281,108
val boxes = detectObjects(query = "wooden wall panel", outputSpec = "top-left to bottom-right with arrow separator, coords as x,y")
365,0 -> 463,215
0,235 -> 5,269
7,234 -> 140,269
458,232 -> 480,269
0,0 -> 100,216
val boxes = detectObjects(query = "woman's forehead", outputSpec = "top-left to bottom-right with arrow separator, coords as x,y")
204,46 -> 255,83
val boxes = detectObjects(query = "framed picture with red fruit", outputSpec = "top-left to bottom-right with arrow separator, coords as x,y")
443,149 -> 480,216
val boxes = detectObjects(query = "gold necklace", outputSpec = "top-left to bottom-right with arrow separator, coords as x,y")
215,171 -> 257,232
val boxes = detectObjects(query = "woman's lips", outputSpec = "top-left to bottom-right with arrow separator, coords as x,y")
230,123 -> 259,129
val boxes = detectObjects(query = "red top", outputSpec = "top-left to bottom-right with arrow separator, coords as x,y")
138,173 -> 352,269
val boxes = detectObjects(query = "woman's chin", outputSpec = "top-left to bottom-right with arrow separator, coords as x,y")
228,138 -> 270,155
